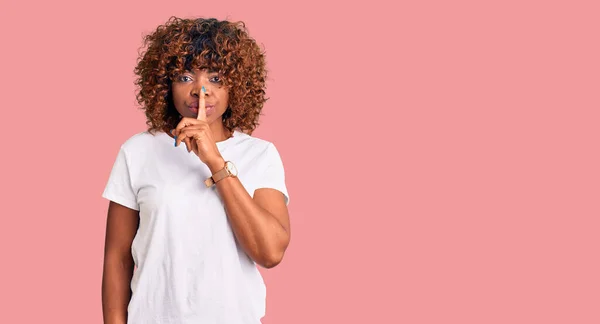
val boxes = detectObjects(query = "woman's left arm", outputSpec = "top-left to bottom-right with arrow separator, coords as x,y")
208,159 -> 290,269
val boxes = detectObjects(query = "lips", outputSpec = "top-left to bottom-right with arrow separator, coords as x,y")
188,103 -> 215,115
187,102 -> 215,109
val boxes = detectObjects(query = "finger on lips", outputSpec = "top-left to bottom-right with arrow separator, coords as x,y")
197,86 -> 207,121
173,83 -> 207,150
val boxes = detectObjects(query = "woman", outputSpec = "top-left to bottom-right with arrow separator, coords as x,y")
101,17 -> 291,324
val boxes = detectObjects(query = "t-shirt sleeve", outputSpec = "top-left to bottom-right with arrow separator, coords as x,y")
252,143 -> 290,205
102,147 -> 139,211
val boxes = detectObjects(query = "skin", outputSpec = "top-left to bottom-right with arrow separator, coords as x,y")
102,68 -> 290,324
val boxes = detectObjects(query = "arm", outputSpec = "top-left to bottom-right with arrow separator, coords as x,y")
173,117 -> 290,269
208,159 -> 291,269
102,201 -> 139,324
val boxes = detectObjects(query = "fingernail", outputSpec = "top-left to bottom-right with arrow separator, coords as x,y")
202,86 -> 206,93
174,138 -> 177,147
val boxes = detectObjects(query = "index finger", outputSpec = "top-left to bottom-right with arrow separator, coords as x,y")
197,86 -> 206,121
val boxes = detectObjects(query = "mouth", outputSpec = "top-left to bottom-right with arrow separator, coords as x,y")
188,103 -> 215,115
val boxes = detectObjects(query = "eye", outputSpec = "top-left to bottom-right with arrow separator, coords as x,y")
209,75 -> 222,83
177,75 -> 192,82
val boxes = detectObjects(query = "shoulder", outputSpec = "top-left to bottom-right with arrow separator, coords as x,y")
111,130 -> 164,168
119,130 -> 160,151
122,131 -> 161,148
232,131 -> 282,158
231,131 -> 287,171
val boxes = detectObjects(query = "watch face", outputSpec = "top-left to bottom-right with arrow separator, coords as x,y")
226,161 -> 238,176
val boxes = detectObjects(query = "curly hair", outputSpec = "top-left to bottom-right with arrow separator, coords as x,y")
133,17 -> 268,134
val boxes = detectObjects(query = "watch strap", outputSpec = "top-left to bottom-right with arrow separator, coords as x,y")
204,162 -> 232,187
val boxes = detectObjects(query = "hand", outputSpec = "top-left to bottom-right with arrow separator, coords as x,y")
173,88 -> 225,171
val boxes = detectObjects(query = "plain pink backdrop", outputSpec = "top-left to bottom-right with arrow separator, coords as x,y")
1,0 -> 599,323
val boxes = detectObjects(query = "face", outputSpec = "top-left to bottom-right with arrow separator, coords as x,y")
171,68 -> 229,124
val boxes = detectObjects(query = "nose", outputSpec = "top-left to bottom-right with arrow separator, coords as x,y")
191,83 -> 208,97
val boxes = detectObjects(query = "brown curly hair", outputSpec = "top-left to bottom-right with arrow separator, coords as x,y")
133,17 -> 268,134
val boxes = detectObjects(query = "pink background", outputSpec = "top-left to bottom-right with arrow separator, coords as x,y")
1,0 -> 599,323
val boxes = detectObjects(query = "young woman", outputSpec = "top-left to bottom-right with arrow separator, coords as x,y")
101,17 -> 291,324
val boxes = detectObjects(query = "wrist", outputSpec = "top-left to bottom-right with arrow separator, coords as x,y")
207,156 -> 226,174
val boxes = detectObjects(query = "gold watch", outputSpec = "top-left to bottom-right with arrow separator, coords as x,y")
205,161 -> 238,187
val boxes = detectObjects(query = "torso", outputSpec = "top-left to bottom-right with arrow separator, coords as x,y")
121,130 -> 273,323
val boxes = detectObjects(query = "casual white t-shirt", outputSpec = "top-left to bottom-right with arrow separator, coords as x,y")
102,129 -> 289,324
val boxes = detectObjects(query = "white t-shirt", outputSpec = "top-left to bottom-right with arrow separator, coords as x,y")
102,129 -> 289,324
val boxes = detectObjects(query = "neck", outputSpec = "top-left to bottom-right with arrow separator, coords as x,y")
209,119 -> 232,142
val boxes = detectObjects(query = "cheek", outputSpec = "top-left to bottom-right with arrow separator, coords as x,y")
171,88 -> 186,104
218,89 -> 230,106
171,86 -> 179,96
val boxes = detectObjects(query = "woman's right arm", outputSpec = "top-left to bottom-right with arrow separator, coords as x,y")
102,201 -> 139,324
